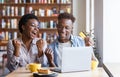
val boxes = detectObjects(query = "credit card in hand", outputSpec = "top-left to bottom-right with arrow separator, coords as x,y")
79,32 -> 87,39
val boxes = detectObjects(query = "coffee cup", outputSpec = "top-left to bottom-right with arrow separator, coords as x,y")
27,63 -> 41,72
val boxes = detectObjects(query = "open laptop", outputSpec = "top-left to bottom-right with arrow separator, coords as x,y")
51,46 -> 92,73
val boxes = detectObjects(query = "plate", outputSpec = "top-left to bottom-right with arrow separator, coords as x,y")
33,72 -> 58,77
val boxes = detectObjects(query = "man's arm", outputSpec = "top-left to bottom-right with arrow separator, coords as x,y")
45,47 -> 56,67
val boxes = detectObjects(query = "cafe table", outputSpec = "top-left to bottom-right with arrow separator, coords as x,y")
103,63 -> 120,77
6,67 -> 108,77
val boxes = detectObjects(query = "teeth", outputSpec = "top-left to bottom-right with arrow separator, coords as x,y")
32,31 -> 36,35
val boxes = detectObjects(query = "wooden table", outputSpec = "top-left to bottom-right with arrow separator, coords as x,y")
6,67 -> 108,77
104,63 -> 120,77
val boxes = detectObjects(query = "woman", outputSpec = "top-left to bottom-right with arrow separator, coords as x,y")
6,14 -> 49,72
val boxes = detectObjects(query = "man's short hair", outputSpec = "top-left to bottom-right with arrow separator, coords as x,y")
58,12 -> 76,23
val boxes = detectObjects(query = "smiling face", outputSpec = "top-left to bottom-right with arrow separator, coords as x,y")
57,19 -> 73,43
22,19 -> 39,39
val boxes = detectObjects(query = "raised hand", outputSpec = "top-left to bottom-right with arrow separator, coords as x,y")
12,39 -> 21,57
45,48 -> 55,67
36,39 -> 47,57
84,37 -> 93,46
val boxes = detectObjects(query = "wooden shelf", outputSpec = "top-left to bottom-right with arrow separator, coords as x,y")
0,41 -> 8,46
0,29 -> 18,32
39,28 -> 57,33
0,16 -> 22,19
0,16 -> 58,19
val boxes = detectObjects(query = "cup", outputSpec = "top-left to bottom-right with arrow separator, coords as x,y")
91,60 -> 98,70
27,63 -> 41,72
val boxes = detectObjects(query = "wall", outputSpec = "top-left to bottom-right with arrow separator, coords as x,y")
73,0 -> 86,35
73,0 -> 120,64
73,0 -> 111,65
103,0 -> 120,63
94,0 -> 120,63
94,0 -> 103,65
73,0 -> 104,65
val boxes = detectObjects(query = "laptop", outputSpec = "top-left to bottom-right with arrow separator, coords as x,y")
51,46 -> 92,73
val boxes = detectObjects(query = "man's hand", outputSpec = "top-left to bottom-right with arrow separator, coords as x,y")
36,39 -> 47,57
84,37 -> 93,46
45,48 -> 56,67
12,39 -> 21,57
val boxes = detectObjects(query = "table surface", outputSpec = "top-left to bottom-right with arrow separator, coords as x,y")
6,67 -> 108,77
104,63 -> 120,77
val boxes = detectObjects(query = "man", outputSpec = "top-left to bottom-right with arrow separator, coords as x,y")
45,12 -> 98,67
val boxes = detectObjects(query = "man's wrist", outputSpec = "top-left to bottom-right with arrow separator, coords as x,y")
49,61 -> 56,67
38,50 -> 43,57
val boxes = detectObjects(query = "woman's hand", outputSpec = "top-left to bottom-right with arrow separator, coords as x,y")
45,48 -> 56,67
12,39 -> 21,57
36,39 -> 47,57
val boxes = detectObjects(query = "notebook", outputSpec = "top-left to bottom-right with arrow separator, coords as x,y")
51,46 -> 92,73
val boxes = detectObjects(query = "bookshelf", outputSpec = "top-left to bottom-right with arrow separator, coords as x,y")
0,0 -> 73,50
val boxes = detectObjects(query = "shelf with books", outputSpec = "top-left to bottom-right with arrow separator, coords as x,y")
0,2 -> 72,16
0,16 -> 58,20
0,3 -> 72,6
0,0 -> 72,4
0,0 -> 72,50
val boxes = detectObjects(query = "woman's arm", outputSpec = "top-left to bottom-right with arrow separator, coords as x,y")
7,40 -> 21,72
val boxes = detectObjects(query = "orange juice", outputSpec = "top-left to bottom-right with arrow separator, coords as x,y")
91,60 -> 98,70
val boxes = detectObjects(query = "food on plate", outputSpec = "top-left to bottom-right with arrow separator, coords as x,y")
37,69 -> 51,74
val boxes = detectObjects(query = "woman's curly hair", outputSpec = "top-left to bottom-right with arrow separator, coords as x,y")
18,14 -> 39,33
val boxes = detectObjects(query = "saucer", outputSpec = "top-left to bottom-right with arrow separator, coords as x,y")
33,72 -> 58,77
